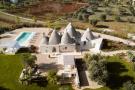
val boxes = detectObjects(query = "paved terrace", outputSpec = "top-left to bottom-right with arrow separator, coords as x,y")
0,28 -> 52,47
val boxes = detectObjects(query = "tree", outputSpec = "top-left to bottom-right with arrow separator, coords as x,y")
123,81 -> 135,90
21,53 -> 37,67
16,16 -> 21,24
127,17 -> 134,23
118,6 -> 127,16
82,13 -> 89,22
47,70 -> 57,84
100,14 -> 107,21
129,6 -> 135,16
127,51 -> 135,62
115,15 -> 121,22
77,12 -> 83,21
83,53 -> 92,66
30,45 -> 38,53
105,8 -> 112,15
89,19 -> 98,27
84,54 -> 108,86
89,58 -> 108,85
87,0 -> 99,5
32,16 -> 37,23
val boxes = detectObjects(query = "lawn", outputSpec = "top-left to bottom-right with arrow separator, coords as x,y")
84,55 -> 135,90
0,54 -> 73,90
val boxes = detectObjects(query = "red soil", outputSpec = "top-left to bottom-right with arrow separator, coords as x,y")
25,1 -> 88,15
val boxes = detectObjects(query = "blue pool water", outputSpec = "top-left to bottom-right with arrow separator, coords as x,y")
16,32 -> 32,45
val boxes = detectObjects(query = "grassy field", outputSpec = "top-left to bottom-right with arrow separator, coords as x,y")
0,54 -> 73,90
84,55 -> 135,90
0,21 -> 14,27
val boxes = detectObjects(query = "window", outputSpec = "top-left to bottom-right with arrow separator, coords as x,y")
72,74 -> 76,77
83,41 -> 86,45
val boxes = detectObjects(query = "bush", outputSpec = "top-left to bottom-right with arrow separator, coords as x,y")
127,17 -> 134,23
77,12 -> 83,21
16,47 -> 31,53
100,14 -> 107,21
82,13 -> 89,22
115,15 -> 121,22
129,6 -> 135,16
0,22 -> 44,35
47,70 -> 57,84
123,81 -> 135,90
119,7 -> 127,16
105,8 -> 112,15
89,19 -> 98,27
79,8 -> 87,13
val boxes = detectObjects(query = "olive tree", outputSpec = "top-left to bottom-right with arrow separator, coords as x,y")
100,14 -> 107,21
47,70 -> 58,84
123,81 -> 135,90
21,53 -> 37,68
83,54 -> 108,86
89,19 -> 99,27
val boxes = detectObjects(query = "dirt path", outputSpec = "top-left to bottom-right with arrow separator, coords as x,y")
77,29 -> 135,46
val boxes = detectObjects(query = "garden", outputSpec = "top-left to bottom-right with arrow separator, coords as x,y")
0,54 -> 73,90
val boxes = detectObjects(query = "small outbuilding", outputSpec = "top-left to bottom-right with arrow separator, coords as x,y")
57,54 -> 80,87
0,40 -> 21,54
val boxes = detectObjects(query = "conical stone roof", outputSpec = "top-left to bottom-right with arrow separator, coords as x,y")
65,23 -> 77,38
49,30 -> 61,45
42,36 -> 49,45
61,31 -> 74,44
81,28 -> 95,41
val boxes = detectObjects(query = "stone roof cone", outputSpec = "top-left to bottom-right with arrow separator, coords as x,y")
65,23 -> 77,38
49,30 -> 61,45
81,28 -> 95,41
61,31 -> 74,44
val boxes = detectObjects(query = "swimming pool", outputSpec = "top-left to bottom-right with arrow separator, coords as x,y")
15,32 -> 35,46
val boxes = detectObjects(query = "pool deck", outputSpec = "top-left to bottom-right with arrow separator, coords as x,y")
0,27 -> 51,47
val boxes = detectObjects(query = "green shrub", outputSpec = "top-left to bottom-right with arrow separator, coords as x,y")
129,6 -> 135,16
77,12 -> 83,21
105,8 -> 112,15
123,81 -> 135,90
47,70 -> 57,84
85,54 -> 108,86
119,6 -> 127,16
82,13 -> 89,22
100,14 -> 107,21
89,19 -> 98,27
127,17 -> 134,23
115,15 -> 121,22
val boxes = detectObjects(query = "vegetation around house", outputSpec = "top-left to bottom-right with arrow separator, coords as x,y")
83,53 -> 135,90
47,70 -> 58,85
0,54 -> 73,90
102,39 -> 135,51
84,54 -> 108,86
